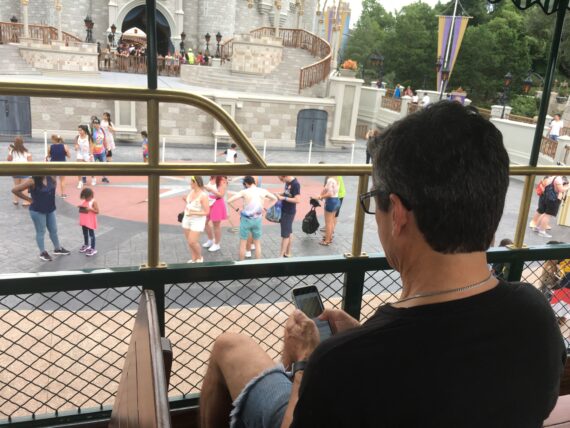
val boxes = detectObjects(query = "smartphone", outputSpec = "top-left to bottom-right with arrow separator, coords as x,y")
292,286 -> 334,341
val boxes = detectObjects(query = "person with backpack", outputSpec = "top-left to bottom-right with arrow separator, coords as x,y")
276,176 -> 301,258
529,176 -> 550,231
535,176 -> 570,238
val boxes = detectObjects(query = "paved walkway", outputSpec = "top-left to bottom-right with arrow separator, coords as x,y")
1,139 -> 570,275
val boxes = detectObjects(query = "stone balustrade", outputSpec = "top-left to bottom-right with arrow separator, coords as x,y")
19,38 -> 99,72
230,33 -> 283,75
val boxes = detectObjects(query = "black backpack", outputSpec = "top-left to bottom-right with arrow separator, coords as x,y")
302,207 -> 319,234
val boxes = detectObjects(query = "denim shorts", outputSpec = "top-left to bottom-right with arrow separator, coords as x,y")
93,152 -> 106,162
230,364 -> 292,428
324,197 -> 341,213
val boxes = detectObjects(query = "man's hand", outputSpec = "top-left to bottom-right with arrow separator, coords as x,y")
282,310 -> 319,369
319,309 -> 360,334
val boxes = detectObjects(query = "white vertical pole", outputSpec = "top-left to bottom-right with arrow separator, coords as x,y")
262,139 -> 267,160
214,137 -> 218,162
161,137 -> 166,163
308,139 -> 313,164
44,131 -> 48,159
350,141 -> 355,164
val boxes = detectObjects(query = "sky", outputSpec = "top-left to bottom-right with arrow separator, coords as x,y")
347,0 -> 443,26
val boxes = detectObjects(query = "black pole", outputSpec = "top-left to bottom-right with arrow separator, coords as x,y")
528,0 -> 568,166
146,0 -> 158,90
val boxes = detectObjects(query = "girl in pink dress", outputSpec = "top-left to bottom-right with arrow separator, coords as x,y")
78,187 -> 99,256
203,175 -> 228,252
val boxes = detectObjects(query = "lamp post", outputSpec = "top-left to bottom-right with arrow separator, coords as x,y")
215,32 -> 222,58
439,66 -> 450,100
499,71 -> 513,119
204,32 -> 211,56
180,31 -> 186,57
368,53 -> 384,87
84,15 -> 94,43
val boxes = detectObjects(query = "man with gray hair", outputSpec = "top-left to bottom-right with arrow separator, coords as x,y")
200,101 -> 566,427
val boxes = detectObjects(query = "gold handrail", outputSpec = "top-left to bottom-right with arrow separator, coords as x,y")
3,81 -> 570,263
0,81 -> 267,169
0,81 -> 369,267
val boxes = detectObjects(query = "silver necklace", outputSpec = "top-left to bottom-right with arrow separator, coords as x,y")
396,272 -> 493,304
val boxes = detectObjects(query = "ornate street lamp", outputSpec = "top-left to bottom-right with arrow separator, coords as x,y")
499,71 -> 513,119
84,15 -> 94,43
215,32 -> 222,58
180,31 -> 186,56
522,73 -> 533,94
204,32 -> 211,56
369,53 -> 384,87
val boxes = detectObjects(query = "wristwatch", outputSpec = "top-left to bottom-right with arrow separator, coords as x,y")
289,360 -> 308,378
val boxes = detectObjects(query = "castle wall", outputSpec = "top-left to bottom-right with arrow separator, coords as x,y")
11,0 -> 323,52
0,0 -> 20,23
29,93 -> 336,147
233,1 -> 265,35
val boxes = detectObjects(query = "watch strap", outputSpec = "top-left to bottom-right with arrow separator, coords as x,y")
291,360 -> 308,377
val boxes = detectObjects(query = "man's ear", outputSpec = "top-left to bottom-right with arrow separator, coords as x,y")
389,194 -> 410,236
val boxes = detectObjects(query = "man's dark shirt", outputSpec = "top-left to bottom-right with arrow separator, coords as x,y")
282,178 -> 300,215
291,282 -> 566,428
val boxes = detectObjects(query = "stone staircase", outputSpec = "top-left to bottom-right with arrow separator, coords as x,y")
0,44 -> 41,75
180,47 -> 325,97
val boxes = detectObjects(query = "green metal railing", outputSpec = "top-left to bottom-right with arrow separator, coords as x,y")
1,246 -> 569,426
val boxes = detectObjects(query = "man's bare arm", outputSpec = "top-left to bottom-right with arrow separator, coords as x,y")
227,190 -> 243,204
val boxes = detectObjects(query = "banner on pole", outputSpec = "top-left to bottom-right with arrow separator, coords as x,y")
437,16 -> 470,91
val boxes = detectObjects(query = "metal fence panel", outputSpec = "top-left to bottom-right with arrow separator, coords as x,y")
0,287 -> 141,420
164,273 -> 344,397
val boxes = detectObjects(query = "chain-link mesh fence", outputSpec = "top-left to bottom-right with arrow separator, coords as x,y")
0,286 -> 141,420
521,260 -> 570,344
361,269 -> 403,322
2,254 -> 570,423
164,272 -> 345,398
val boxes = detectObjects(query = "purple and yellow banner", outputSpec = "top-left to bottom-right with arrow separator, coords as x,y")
437,16 -> 470,91
323,2 -> 351,45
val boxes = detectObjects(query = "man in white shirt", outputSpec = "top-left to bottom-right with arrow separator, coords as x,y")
227,176 -> 277,260
548,114 -> 564,141
421,93 -> 431,107
221,143 -> 238,163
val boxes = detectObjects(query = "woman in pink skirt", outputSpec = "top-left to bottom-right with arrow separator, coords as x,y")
202,175 -> 228,252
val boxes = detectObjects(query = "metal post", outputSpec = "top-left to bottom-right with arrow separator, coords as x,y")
214,136 -> 218,162
44,131 -> 48,159
513,175 -> 536,248
147,99 -> 160,268
263,139 -> 267,160
308,139 -> 313,164
146,0 -> 158,90
161,136 -> 165,163
514,0 -> 569,248
529,0 -> 569,167
350,142 -> 355,164
350,175 -> 369,257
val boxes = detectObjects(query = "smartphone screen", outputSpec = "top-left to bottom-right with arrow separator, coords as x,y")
292,286 -> 334,341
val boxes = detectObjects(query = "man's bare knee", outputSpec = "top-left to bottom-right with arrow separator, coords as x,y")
212,332 -> 255,360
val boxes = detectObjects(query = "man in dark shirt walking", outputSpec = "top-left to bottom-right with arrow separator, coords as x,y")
200,101 -> 567,428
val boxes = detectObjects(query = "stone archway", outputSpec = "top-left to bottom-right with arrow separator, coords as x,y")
115,0 -> 177,55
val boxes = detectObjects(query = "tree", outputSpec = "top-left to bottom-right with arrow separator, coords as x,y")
382,3 -> 438,89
